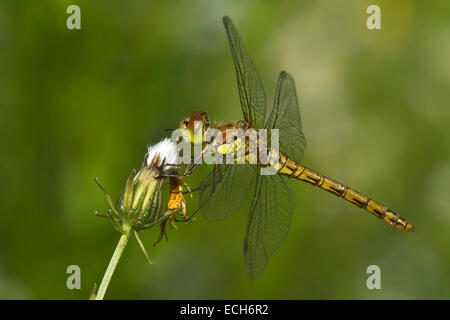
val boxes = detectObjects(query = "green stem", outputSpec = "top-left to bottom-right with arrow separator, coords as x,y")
96,224 -> 132,300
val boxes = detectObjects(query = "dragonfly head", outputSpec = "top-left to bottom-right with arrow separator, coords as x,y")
179,110 -> 210,145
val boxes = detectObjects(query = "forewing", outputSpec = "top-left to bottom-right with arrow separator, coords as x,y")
223,16 -> 267,129
200,164 -> 257,221
265,71 -> 307,162
244,174 -> 296,279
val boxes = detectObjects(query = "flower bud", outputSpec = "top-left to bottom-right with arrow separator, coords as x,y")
117,138 -> 179,229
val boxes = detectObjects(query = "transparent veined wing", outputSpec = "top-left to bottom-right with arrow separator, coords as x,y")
265,71 -> 307,163
200,164 -> 257,221
223,16 -> 267,129
244,174 -> 296,279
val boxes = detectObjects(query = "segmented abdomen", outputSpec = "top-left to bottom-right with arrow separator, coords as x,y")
276,153 -> 414,232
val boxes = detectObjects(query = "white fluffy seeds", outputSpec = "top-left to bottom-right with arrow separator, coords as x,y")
145,138 -> 179,172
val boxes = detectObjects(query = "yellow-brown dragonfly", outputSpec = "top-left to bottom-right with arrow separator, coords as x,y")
175,16 -> 414,279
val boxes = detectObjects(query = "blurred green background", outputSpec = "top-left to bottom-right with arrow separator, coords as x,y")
0,0 -> 449,299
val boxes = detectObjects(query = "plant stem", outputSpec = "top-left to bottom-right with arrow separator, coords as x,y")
96,224 -> 132,300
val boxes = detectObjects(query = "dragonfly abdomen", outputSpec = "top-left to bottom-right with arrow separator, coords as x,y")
276,153 -> 414,232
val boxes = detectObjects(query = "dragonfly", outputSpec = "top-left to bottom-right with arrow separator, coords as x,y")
173,16 -> 414,279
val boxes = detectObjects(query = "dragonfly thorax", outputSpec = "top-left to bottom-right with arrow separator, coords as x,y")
204,121 -> 279,166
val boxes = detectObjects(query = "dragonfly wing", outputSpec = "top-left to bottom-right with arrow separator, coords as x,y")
244,174 -> 296,279
200,164 -> 257,221
266,71 -> 307,162
223,16 -> 267,129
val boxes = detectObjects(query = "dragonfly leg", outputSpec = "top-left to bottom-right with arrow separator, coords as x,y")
202,164 -> 223,195
161,162 -> 191,169
153,219 -> 169,246
181,164 -> 224,195
211,164 -> 218,194
162,147 -> 208,177
179,165 -> 225,223
153,206 -> 184,245
181,181 -> 194,199
179,183 -> 218,222
163,163 -> 200,177
182,184 -> 202,195
138,210 -> 174,230
169,219 -> 178,229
